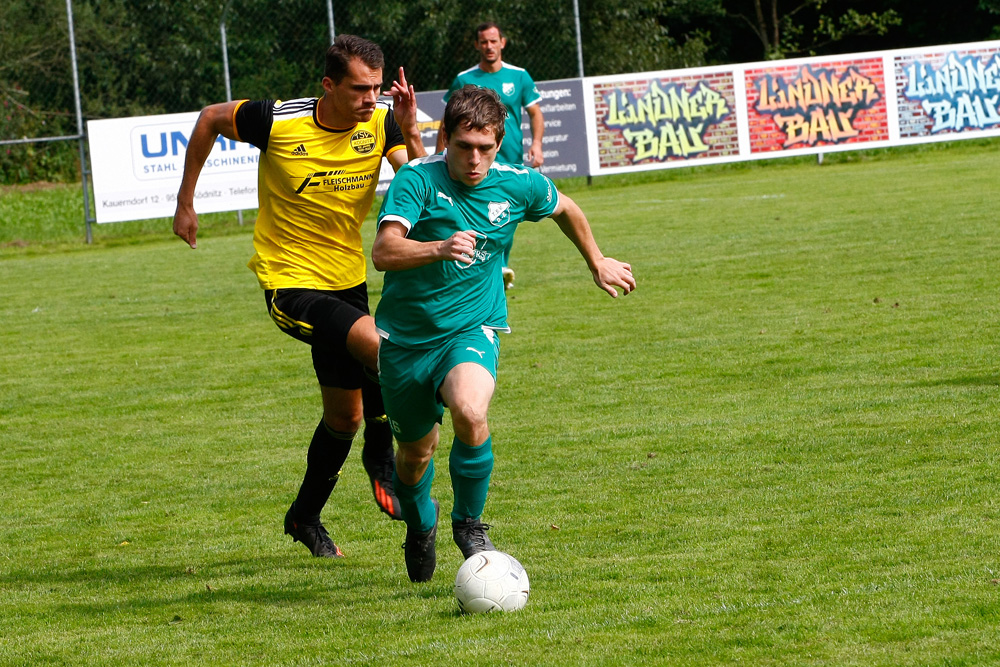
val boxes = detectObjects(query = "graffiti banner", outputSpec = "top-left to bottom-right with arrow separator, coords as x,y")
582,40 -> 1000,177
585,67 -> 740,174
744,57 -> 889,153
895,44 -> 1000,139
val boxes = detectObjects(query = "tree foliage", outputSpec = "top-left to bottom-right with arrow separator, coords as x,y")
729,0 -> 901,60
580,0 -> 722,75
2,0 -> 1000,184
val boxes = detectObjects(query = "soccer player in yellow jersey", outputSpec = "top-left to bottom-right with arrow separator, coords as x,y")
172,35 -> 426,558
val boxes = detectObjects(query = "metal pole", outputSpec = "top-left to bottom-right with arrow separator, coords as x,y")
572,0 -> 585,78
221,17 -> 233,102
327,0 -> 335,43
220,0 -> 243,226
572,0 -> 592,185
66,0 -> 93,243
0,135 -> 82,147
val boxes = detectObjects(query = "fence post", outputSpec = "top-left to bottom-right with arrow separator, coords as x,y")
220,0 -> 243,226
572,0 -> 585,79
221,1 -> 234,102
573,0 -> 592,186
66,0 -> 93,243
327,0 -> 335,43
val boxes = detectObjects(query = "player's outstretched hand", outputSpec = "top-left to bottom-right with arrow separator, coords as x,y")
388,67 -> 418,129
592,257 -> 635,298
173,203 -> 199,249
439,230 -> 480,265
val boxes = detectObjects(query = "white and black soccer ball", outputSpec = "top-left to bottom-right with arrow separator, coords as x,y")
454,550 -> 530,613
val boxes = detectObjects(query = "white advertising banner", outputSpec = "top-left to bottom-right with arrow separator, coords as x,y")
87,111 -> 261,223
582,39 -> 1000,177
88,105 -> 427,222
88,39 -> 1000,222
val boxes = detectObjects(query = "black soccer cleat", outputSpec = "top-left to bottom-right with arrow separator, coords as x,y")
284,503 -> 343,558
452,517 -> 495,560
403,500 -> 439,582
362,446 -> 403,521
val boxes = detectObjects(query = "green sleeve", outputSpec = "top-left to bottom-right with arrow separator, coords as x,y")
521,70 -> 542,108
378,165 -> 427,231
524,169 -> 558,221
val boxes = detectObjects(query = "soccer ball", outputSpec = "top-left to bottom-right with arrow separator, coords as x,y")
454,550 -> 530,614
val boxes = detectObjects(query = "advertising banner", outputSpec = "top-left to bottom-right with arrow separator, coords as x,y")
584,39 -> 1000,176
411,78 -> 589,181
533,78 -> 590,179
87,112 -> 260,224
743,56 -> 890,154
87,40 -> 1000,223
584,65 -> 740,175
893,43 -> 1000,142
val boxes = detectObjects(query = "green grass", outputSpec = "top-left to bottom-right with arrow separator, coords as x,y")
2,140 -> 1000,665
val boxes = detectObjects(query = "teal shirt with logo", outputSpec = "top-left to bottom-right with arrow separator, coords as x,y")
375,154 -> 558,349
444,63 -> 542,165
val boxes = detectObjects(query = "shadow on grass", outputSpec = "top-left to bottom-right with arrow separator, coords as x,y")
3,555 -> 456,615
909,374 -> 1000,387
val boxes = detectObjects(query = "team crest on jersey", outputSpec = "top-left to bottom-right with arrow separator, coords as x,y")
350,130 -> 376,154
488,201 -> 511,227
502,82 -> 515,96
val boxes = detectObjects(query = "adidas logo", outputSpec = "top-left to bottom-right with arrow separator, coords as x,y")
291,144 -> 308,156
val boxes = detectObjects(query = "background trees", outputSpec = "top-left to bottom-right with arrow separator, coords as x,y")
2,0 -> 999,183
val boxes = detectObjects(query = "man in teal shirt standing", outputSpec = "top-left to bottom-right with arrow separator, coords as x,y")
436,21 -> 545,290
374,86 -> 635,583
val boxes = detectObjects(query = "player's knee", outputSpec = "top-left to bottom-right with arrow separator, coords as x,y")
398,445 -> 431,469
346,316 -> 380,370
324,408 -> 363,434
396,439 -> 436,478
450,402 -> 489,441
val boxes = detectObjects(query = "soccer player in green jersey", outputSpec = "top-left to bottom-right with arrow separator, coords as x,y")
372,85 -> 635,582
436,21 -> 545,290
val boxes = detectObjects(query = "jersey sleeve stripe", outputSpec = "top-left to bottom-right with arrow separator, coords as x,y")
378,214 -> 413,232
273,97 -> 317,117
231,99 -> 250,143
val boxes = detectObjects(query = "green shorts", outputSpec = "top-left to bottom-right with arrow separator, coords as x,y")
378,326 -> 501,443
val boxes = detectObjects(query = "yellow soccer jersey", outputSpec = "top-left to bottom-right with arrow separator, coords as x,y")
234,97 -> 406,290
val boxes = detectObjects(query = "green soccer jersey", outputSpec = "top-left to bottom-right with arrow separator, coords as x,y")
375,153 -> 558,349
444,63 -> 542,165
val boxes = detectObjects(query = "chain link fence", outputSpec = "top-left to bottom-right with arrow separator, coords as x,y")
1,1 -> 82,184
1,0 -> 588,187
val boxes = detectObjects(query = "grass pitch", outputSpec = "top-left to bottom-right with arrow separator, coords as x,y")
1,141 -> 999,665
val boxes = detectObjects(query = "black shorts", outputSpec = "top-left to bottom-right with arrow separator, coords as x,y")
264,284 -> 369,389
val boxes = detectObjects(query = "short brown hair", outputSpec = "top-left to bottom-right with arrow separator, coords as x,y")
324,34 -> 384,83
475,21 -> 504,39
443,85 -> 507,143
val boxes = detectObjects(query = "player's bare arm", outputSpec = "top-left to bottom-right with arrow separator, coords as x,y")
526,103 -> 544,168
550,193 -> 636,298
387,67 -> 426,166
434,126 -> 447,154
172,101 -> 242,248
372,222 -> 479,271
